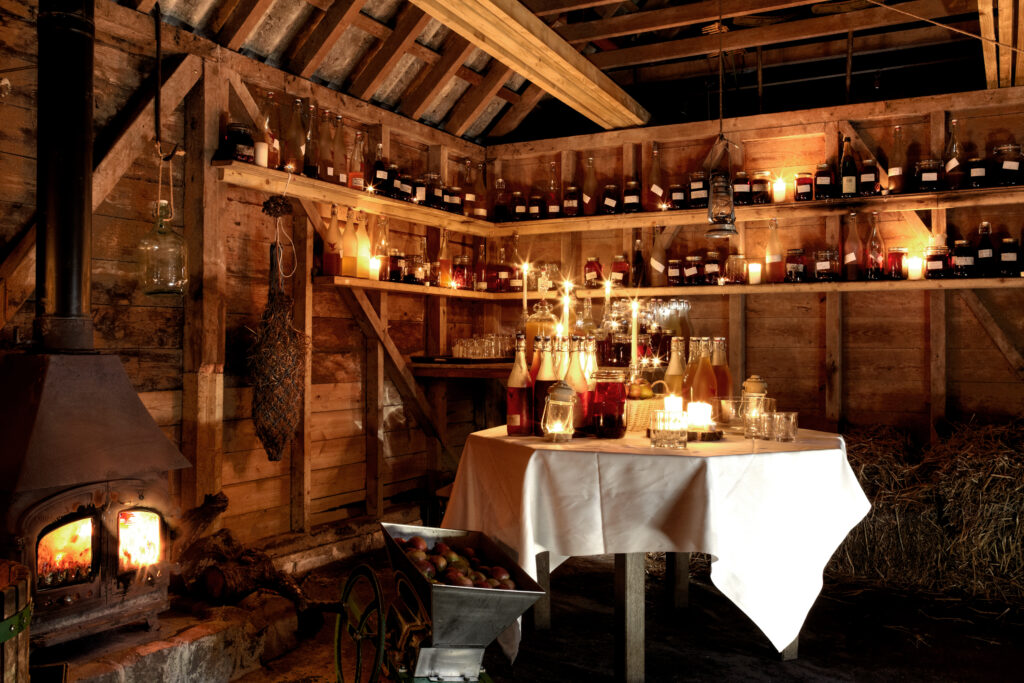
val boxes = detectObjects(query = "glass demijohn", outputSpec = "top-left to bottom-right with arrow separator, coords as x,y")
139,200 -> 187,295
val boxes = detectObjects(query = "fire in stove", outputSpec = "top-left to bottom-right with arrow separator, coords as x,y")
37,518 -> 95,589
118,510 -> 160,574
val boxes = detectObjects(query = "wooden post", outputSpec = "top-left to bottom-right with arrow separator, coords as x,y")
728,294 -> 746,396
181,59 -> 227,511
825,215 -> 843,427
429,144 -> 450,184
290,209 -> 313,532
531,550 -> 551,630
365,292 -> 387,518
1,561 -> 31,681
665,552 -> 690,609
615,552 -> 645,683
928,290 -> 946,442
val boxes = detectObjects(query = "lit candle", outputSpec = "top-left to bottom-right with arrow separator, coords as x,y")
604,278 -> 612,310
630,300 -> 639,366
522,262 -> 530,312
717,276 -> 726,286
664,394 -> 684,415
562,293 -> 571,332
748,262 -> 763,285
687,401 -> 714,430
369,256 -> 381,281
555,322 -> 563,339
907,255 -> 924,281
773,176 -> 787,203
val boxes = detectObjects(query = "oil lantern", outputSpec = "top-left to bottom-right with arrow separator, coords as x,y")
541,380 -> 576,442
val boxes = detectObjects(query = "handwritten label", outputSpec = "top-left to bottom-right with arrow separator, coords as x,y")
922,172 -> 938,182
705,263 -> 720,273
1001,252 -> 1018,261
684,267 -> 698,277
954,256 -> 974,266
376,170 -> 388,180
415,187 -> 426,201
582,193 -> 592,205
945,158 -> 959,173
668,268 -> 680,277
734,183 -> 750,192
844,252 -> 857,264
766,254 -> 782,264
927,260 -> 943,270
1003,160 -> 1020,170
978,249 -> 993,259
650,258 -> 665,273
464,193 -> 476,202
624,195 -> 639,204
816,176 -> 831,185
611,272 -> 624,281
816,261 -> 830,271
650,184 -> 663,197
585,271 -> 597,280
971,167 -> 986,177
671,192 -> 686,200
690,181 -> 704,190
860,173 -> 875,182
474,208 -> 488,217
690,190 -> 707,199
604,197 -> 617,208
888,166 -> 902,177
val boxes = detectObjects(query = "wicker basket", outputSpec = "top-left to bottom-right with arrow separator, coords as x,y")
624,381 -> 669,433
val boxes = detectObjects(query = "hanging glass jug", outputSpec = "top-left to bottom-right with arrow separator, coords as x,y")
705,134 -> 740,239
139,199 -> 187,295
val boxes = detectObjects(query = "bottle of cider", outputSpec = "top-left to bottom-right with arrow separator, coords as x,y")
533,338 -> 557,436
840,136 -> 858,198
506,334 -> 533,436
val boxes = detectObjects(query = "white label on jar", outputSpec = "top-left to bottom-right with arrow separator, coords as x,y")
945,158 -> 960,173
684,267 -> 698,277
465,193 -> 476,202
476,281 -> 487,291
583,193 -> 592,205
705,263 -> 720,273
272,138 -> 281,152
888,166 -> 902,177
415,187 -> 426,201
604,197 -> 617,207
351,176 -> 364,189
816,261 -> 830,271
515,205 -> 526,213
668,268 -> 680,277
585,271 -> 597,280
548,205 -> 560,213
954,256 -> 975,266
971,167 -> 986,177
816,176 -> 831,185
842,177 -> 856,194
734,183 -> 750,192
510,279 -> 523,287
376,170 -> 388,180
442,194 -> 451,203
508,414 -> 521,426
691,190 -> 708,199
1004,160 -> 1020,170
434,188 -> 444,197
651,184 -> 663,197
650,258 -> 665,273
671,192 -> 685,200
474,208 -> 488,217
767,254 -> 782,263
690,181 -> 703,190
844,252 -> 858,264
402,183 -> 412,194
499,272 -> 509,279
922,172 -> 938,182
860,173 -> 875,182
564,199 -> 578,208
338,173 -> 348,184
394,179 -> 402,188
326,165 -> 334,177
927,260 -> 943,270
978,249 -> 993,258
529,205 -> 540,214
625,195 -> 639,204
451,196 -> 462,204
612,272 -> 624,281
1001,252 -> 1018,261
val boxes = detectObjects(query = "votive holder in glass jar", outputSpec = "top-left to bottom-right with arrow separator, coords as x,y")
649,410 -> 688,449
743,396 -> 776,439
773,411 -> 799,442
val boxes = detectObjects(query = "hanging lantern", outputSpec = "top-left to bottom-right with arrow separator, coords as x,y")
139,199 -> 187,295
705,134 -> 739,239
541,380 -> 576,442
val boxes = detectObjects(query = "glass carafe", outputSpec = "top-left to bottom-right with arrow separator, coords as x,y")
525,298 -> 558,362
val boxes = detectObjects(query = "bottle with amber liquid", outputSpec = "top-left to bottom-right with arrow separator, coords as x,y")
508,233 -> 524,293
680,336 -> 700,402
690,337 -> 718,405
461,159 -> 477,217
303,103 -> 319,178
976,221 -> 997,276
317,110 -> 334,182
546,161 -> 562,218
582,156 -> 598,215
281,98 -> 306,174
663,337 -> 685,395
348,131 -> 366,189
565,337 -> 590,428
474,243 -> 489,292
711,337 -> 732,399
864,211 -> 886,280
944,118 -> 965,190
765,218 -> 785,283
473,162 -> 489,219
840,136 -> 858,198
647,142 -> 665,211
843,212 -> 863,280
888,125 -> 906,194
532,338 -> 557,436
341,208 -> 359,277
506,334 -> 533,436
331,115 -> 347,185
371,143 -> 388,195
322,204 -> 342,276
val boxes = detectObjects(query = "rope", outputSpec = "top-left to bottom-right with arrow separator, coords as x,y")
718,0 -> 724,135
273,172 -> 297,281
862,0 -> 1024,55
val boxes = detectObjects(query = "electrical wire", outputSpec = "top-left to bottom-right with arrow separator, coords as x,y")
862,0 -> 1024,55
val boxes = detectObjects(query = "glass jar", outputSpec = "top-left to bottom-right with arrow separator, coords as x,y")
683,255 -> 704,285
794,172 -> 814,201
667,184 -> 686,210
399,174 -> 413,202
994,144 -> 1022,185
915,159 -> 942,192
584,256 -> 603,288
999,238 -> 1020,277
688,171 -> 708,209
784,248 -> 807,283
511,191 -> 528,220
610,254 -> 630,286
412,176 -> 427,204
388,164 -> 403,199
886,247 -> 907,280
952,239 -> 976,277
601,184 -> 621,214
666,259 -> 683,286
445,186 -> 463,214
925,245 -> 950,279
726,254 -> 747,283
222,122 -> 255,163
452,255 -> 471,289
814,248 -> 840,281
426,173 -> 444,209
139,200 -> 187,295
704,250 -> 723,284
751,171 -> 772,204
623,181 -> 642,213
732,171 -> 752,206
406,254 -> 425,285
814,163 -> 835,199
563,185 -> 581,217
859,160 -> 879,196
591,368 -> 627,439
967,157 -> 988,188
388,249 -> 406,283
528,194 -> 545,219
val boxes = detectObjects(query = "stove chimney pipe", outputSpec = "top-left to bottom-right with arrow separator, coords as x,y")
35,0 -> 95,351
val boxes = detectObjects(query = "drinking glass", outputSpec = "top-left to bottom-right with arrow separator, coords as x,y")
718,397 -> 747,434
743,397 -> 777,439
773,412 -> 799,442
649,410 -> 687,449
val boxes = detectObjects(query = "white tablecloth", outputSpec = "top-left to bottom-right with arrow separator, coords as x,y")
442,427 -> 870,653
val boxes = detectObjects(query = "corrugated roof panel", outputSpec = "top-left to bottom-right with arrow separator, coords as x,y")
362,0 -> 403,22
422,77 -> 470,126
505,72 -> 526,92
464,47 -> 491,71
418,18 -> 449,51
372,52 -> 425,107
464,97 -> 506,139
244,0 -> 312,62
315,26 -> 377,86
160,0 -> 220,29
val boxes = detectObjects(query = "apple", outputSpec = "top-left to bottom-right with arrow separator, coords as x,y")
413,559 -> 435,579
462,547 -> 476,558
433,542 -> 451,556
405,549 -> 427,562
499,578 -> 516,590
442,550 -> 459,564
486,578 -> 501,588
489,566 -> 510,581
473,579 -> 490,588
429,555 -> 447,572
407,536 -> 428,551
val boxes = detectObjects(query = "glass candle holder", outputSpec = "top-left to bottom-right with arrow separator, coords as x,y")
650,410 -> 688,449
773,411 -> 799,442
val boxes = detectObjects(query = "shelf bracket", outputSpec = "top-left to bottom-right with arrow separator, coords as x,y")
958,289 -> 1024,382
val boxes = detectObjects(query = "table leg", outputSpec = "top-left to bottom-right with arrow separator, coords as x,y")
530,551 -> 551,630
665,552 -> 690,609
780,636 -> 799,661
614,553 -> 645,683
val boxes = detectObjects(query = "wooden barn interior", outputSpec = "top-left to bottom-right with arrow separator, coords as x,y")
1,0 -> 1023,681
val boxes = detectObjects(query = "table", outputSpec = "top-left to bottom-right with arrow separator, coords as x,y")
441,426 -> 870,680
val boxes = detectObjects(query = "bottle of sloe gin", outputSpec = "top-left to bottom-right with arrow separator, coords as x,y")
506,334 -> 533,436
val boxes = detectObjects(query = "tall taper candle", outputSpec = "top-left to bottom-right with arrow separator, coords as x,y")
631,299 -> 639,366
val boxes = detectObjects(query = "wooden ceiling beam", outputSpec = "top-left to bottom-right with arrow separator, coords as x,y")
401,34 -> 476,119
997,0 -> 1013,86
133,0 -> 158,13
978,1 -> 999,88
350,12 -> 441,65
409,0 -> 649,129
290,0 -> 367,79
523,0 -> 624,17
488,82 -> 546,137
445,60 -> 513,137
349,4 -> 432,99
1016,0 -> 1024,85
558,0 -> 818,45
217,0 -> 276,52
589,0 -> 973,71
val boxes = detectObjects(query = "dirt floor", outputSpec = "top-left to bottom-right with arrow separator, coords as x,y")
240,550 -> 1024,682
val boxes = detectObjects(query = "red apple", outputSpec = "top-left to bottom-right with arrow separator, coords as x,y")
407,535 -> 428,551
473,579 -> 490,588
405,549 -> 427,562
413,559 -> 435,579
462,547 -> 476,558
434,542 -> 451,556
429,555 -> 447,572
499,578 -> 516,590
486,578 -> 501,588
490,566 -> 510,581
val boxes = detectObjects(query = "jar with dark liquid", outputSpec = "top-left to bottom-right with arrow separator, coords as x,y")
814,249 -> 840,281
623,181 -> 642,213
784,249 -> 807,283
563,185 -> 581,217
814,163 -> 835,199
446,186 -> 464,214
688,172 -> 709,209
584,256 -> 603,288
967,158 -> 988,188
412,176 -> 426,204
683,255 -> 704,285
610,254 -> 630,286
999,238 -> 1021,277
732,172 -> 752,206
887,247 -> 907,280
952,240 -> 976,277
222,122 -> 255,163
915,159 -> 942,192
388,164 -> 403,199
668,184 -> 686,210
591,369 -> 627,439
452,255 -> 471,289
751,171 -> 772,204
667,259 -> 682,286
399,174 -> 413,202
859,160 -> 880,196
704,250 -> 723,284
511,191 -> 528,220
388,249 -> 406,283
601,184 -> 621,214
994,144 -> 1022,185
925,245 -> 950,279
528,194 -> 545,219
794,172 -> 814,201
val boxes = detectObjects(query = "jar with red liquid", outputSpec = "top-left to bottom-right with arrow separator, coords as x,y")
683,255 -> 704,285
528,194 -> 545,219
814,163 -> 835,199
667,259 -> 682,286
925,245 -> 950,279
388,249 -> 406,283
859,160 -> 880,196
667,184 -> 686,210
610,254 -> 630,286
584,256 -> 603,288
511,191 -> 528,220
452,255 -> 471,289
784,248 -> 807,283
563,185 -> 581,217
704,250 -> 723,284
623,181 -> 642,213
887,247 -> 907,280
591,369 -> 627,438
751,171 -> 772,204
732,171 -> 752,206
688,171 -> 709,209
795,172 -> 814,201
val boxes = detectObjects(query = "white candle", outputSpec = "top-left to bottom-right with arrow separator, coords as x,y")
631,300 -> 639,366
368,256 -> 381,281
687,401 -> 713,429
664,394 -> 684,415
522,262 -> 530,312
604,278 -> 612,312
907,256 -> 924,281
748,262 -> 763,285
773,177 -> 787,203
555,322 -> 563,338
562,294 -> 571,331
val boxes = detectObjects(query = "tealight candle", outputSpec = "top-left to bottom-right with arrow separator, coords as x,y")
687,401 -> 714,430
773,177 -> 787,203
368,256 -> 381,281
664,394 -> 684,415
907,255 -> 924,281
748,262 -> 763,285
555,322 -> 564,339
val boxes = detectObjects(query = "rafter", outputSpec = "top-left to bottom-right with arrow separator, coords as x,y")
349,4 -> 431,99
217,0 -> 276,52
409,0 -> 649,129
446,60 -> 512,137
978,1 -> 998,88
290,0 -> 367,80
997,0 -> 1013,86
523,0 -> 623,16
401,34 -> 475,120
488,83 -> 546,137
589,0 -> 971,71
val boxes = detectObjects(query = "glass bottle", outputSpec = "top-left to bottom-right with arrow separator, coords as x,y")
888,125 -> 906,194
864,211 -> 885,280
663,336 -> 685,395
491,247 -> 510,292
473,162 -> 489,219
944,118 -> 965,190
582,155 -> 598,215
508,234 -> 524,293
529,335 -> 543,381
355,212 -> 371,278
348,131 -> 366,189
843,212 -> 863,281
999,238 -> 1020,277
281,97 -> 306,173
680,336 -> 700,402
565,337 -> 590,429
389,163 -> 404,200
315,110 -> 333,181
437,229 -> 452,288
765,217 -> 785,283
303,103 -> 319,178
341,208 -> 359,277
631,238 -> 645,287
511,190 -> 528,221
532,338 -> 557,436
647,142 -> 665,211
259,91 -> 281,170
976,221 -> 997,277
371,142 -> 388,195
840,136 -> 858,198
461,159 -> 477,217
323,204 -> 342,276
711,337 -> 732,400
690,337 -> 718,405
552,336 -> 568,381
474,243 -> 489,292
546,161 -> 562,218
331,115 -> 347,185
139,200 -> 187,295
525,299 -> 558,362
506,334 -> 533,436
493,177 -> 510,222
373,217 -> 389,281
576,298 -> 597,337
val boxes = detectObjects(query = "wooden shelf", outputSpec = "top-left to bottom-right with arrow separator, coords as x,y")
312,276 -> 501,299
410,362 -> 512,379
